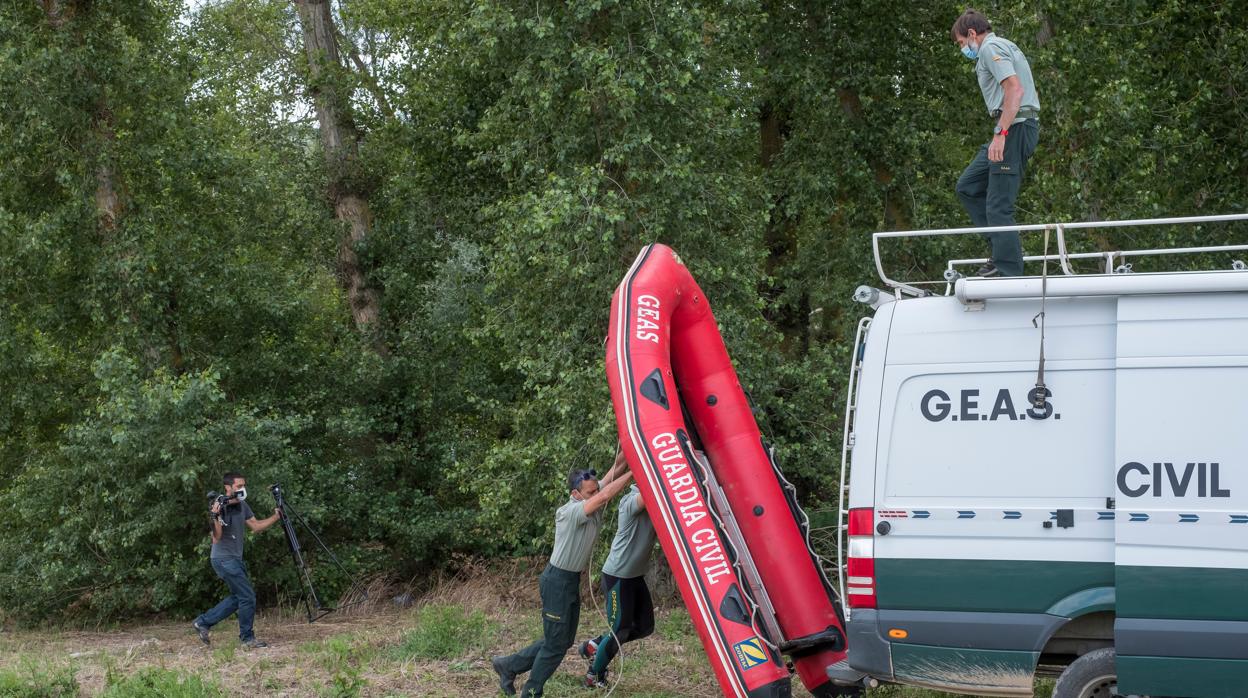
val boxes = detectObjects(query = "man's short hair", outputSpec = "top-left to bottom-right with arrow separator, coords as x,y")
567,468 -> 598,492
223,471 -> 245,487
951,9 -> 992,40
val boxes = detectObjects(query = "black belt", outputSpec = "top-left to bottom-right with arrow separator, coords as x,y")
991,109 -> 1040,120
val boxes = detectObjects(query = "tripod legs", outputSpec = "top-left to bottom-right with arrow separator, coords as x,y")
277,499 -> 346,622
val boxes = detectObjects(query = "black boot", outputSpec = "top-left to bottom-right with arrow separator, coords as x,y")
491,656 -> 517,696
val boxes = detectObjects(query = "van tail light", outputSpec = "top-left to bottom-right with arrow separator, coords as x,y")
846,507 -> 876,609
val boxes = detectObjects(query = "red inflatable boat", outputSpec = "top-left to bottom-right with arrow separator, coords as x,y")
606,244 -> 851,698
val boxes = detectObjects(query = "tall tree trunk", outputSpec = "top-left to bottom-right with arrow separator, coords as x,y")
294,0 -> 383,341
48,1 -> 186,371
757,0 -> 808,355
835,88 -> 909,230
43,1 -> 122,235
1035,7 -> 1057,47
758,100 -> 811,356
39,0 -> 68,27
92,106 -> 124,235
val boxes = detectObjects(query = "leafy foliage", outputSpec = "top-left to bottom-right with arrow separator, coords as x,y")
0,0 -> 1245,621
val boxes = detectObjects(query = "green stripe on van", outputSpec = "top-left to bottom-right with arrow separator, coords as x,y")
1118,655 -> 1248,697
1117,565 -> 1248,622
875,559 -> 1114,613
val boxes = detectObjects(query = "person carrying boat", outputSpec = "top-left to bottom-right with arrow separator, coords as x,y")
491,451 -> 633,697
576,475 -> 658,688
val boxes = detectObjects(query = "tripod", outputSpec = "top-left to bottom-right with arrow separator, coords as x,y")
269,483 -> 365,623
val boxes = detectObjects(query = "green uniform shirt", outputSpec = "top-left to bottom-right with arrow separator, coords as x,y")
601,485 -> 657,579
975,34 -> 1040,121
549,495 -> 605,573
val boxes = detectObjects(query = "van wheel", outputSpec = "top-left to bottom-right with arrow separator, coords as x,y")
1053,647 -> 1134,698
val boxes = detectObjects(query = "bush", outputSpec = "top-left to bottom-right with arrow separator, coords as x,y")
393,604 -> 496,660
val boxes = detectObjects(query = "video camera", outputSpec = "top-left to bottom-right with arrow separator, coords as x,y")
205,487 -> 247,525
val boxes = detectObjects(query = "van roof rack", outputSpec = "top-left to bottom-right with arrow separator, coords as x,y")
872,213 -> 1248,299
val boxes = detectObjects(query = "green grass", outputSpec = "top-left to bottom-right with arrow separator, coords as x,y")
0,663 -> 78,698
315,635 -> 368,698
654,608 -> 695,641
209,643 -> 235,664
392,603 -> 497,661
293,633 -> 376,697
99,668 -> 223,698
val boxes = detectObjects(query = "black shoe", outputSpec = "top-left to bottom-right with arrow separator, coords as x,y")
974,262 -> 1001,277
491,656 -> 517,696
583,672 -> 609,689
577,638 -> 598,660
192,620 -> 210,646
241,638 -> 268,649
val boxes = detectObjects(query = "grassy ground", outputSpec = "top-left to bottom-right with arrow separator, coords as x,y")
0,559 -> 1050,697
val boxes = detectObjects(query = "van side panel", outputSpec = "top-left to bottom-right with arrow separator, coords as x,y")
1116,657 -> 1248,698
868,296 -> 1117,695
1113,294 -> 1248,697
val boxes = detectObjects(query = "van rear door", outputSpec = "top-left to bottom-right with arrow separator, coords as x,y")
1113,293 -> 1248,697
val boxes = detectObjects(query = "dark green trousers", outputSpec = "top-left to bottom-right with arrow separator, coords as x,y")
956,119 -> 1040,276
498,564 -> 581,697
589,573 -> 654,677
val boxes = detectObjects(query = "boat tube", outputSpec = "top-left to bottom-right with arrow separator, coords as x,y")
606,244 -> 852,697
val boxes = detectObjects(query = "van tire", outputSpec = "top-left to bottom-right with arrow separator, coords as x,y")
1053,647 -> 1120,698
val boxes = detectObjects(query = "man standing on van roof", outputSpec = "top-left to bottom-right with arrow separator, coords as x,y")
491,451 -> 634,697
952,9 -> 1040,277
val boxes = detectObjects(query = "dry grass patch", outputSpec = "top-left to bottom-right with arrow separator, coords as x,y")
0,558 -> 1053,697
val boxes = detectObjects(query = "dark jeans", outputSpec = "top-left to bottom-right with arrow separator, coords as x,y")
589,573 -> 655,677
497,564 -> 582,697
196,556 -> 257,642
956,119 -> 1040,276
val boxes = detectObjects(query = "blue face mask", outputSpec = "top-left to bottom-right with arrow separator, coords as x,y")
961,40 -> 979,60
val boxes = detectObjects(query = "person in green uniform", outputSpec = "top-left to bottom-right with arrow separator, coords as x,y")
577,480 -> 658,688
492,451 -> 634,697
952,8 -> 1041,277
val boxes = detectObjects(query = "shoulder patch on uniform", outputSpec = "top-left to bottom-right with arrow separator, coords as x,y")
992,54 -> 1003,61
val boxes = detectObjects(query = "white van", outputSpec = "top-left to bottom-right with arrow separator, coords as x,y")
832,215 -> 1248,698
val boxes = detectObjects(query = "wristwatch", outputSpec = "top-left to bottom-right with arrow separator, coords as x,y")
994,125 -> 1009,137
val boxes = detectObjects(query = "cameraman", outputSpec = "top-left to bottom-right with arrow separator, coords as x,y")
192,472 -> 281,649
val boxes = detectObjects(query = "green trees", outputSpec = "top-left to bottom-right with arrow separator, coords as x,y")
1,0 -> 1244,621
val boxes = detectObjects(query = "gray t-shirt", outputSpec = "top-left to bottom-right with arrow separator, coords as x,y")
975,34 -> 1040,120
549,495 -> 605,573
210,500 -> 255,559
602,485 -> 657,579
